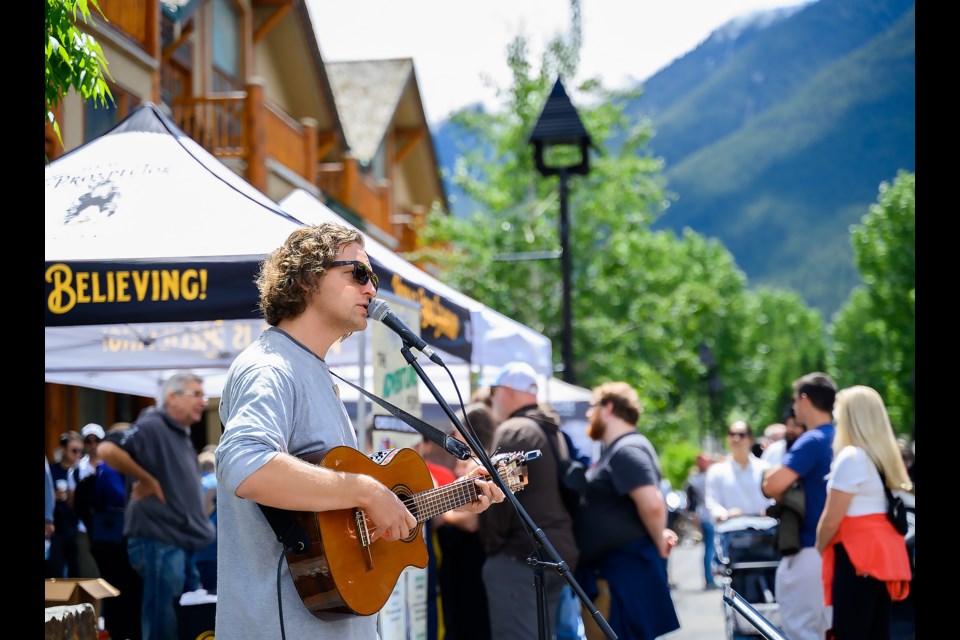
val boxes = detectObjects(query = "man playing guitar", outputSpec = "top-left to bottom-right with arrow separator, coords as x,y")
215,224 -> 505,640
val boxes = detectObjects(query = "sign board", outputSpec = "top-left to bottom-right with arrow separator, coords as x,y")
372,297 -> 422,420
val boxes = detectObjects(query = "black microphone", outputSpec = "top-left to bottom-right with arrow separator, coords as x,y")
367,298 -> 445,366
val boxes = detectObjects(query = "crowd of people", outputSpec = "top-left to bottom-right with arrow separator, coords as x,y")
44,222 -> 916,640
44,386 -> 220,640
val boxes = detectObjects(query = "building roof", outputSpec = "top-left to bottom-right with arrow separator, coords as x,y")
325,58 -> 415,162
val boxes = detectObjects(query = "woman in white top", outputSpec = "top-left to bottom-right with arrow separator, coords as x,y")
815,385 -> 912,640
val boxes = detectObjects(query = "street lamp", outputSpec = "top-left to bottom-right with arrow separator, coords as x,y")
528,77 -> 593,384
697,343 -> 724,447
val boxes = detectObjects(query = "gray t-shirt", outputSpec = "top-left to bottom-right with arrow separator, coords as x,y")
215,327 -> 378,640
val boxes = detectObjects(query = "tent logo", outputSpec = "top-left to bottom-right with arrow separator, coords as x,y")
64,179 -> 120,225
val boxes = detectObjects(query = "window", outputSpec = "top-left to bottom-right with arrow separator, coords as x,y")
160,13 -> 194,108
212,0 -> 242,93
365,141 -> 387,182
84,83 -> 140,142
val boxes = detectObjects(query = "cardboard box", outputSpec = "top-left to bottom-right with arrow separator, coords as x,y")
45,578 -> 120,620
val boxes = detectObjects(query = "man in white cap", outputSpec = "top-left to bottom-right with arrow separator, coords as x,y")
80,423 -> 106,462
478,362 -> 580,640
68,423 -> 106,577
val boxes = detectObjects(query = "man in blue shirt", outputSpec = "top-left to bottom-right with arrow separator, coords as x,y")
762,372 -> 837,640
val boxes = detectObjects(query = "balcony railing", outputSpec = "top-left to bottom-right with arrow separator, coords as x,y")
317,163 -> 390,232
171,94 -> 247,158
170,89 -> 393,239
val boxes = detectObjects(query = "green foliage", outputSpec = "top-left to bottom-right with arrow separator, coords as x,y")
728,287 -> 828,431
45,0 -> 114,148
829,171 -> 915,436
412,0 -> 829,456
658,439 -> 700,492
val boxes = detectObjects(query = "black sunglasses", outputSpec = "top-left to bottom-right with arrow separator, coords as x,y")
330,260 -> 379,291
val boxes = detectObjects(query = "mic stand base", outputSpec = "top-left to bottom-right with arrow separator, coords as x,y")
528,552 -> 553,640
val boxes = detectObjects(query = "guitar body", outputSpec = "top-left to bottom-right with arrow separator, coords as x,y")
286,446 -> 433,617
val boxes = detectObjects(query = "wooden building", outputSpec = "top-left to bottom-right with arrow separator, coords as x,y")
44,0 -> 448,456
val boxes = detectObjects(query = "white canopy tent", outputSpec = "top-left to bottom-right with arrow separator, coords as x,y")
44,105 -> 577,431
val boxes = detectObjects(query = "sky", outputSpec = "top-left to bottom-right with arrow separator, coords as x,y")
307,0 -> 811,125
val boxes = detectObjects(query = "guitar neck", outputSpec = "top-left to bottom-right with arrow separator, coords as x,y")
410,477 -> 484,522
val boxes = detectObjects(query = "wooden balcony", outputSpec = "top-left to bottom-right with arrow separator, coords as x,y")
171,93 -> 248,158
169,86 -> 308,191
317,163 -> 391,233
170,88 -> 394,238
93,0 -> 158,56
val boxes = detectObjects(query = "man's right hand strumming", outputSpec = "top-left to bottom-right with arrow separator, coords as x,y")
360,475 -> 416,542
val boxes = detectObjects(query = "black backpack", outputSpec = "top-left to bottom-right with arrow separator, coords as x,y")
71,470 -> 97,531
538,425 -> 587,517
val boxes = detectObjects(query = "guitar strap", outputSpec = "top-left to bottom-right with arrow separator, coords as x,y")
219,366 -> 460,555
328,369 -> 464,457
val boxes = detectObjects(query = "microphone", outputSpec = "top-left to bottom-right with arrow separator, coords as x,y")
367,298 -> 445,366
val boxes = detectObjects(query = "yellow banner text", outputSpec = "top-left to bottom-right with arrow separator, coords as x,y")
46,263 -> 208,315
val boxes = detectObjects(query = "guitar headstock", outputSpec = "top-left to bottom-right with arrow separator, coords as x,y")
490,451 -> 530,494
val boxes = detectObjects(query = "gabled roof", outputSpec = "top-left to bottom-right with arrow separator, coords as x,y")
325,58 -> 447,212
324,58 -> 415,162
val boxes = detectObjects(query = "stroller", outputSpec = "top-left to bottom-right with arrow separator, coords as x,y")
713,516 -> 782,640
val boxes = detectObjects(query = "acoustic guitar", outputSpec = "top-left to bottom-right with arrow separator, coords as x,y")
284,446 -> 530,617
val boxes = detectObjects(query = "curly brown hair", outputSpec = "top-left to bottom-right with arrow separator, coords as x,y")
592,381 -> 644,425
256,223 -> 365,326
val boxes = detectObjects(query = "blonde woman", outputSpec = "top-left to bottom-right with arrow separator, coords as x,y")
816,385 -> 912,640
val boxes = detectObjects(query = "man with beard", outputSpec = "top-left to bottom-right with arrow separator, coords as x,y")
574,381 -> 680,639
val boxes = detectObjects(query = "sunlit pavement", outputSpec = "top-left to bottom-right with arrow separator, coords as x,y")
580,539 -> 730,640
664,540 -> 728,640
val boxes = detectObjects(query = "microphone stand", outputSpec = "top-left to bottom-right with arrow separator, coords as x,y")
398,346 -> 617,640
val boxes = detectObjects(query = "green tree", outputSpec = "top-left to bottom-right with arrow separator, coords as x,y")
413,0 -> 827,463
730,287 -> 828,428
830,170 -> 915,436
45,0 -> 113,149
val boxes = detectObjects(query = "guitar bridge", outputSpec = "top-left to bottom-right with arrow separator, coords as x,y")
354,508 -> 374,570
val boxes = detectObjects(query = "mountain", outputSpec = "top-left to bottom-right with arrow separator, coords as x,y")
433,0 -> 915,318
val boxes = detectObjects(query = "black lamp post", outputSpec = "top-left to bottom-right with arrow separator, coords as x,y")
697,343 -> 723,444
528,77 -> 592,384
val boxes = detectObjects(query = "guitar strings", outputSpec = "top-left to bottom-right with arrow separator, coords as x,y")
359,464 -> 516,536
358,478 -> 475,536
360,476 -> 480,534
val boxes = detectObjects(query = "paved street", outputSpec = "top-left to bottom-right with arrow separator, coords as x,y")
664,539 -> 729,640
581,538 -> 731,640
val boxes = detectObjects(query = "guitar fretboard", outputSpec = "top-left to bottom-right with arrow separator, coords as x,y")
407,477 -> 484,522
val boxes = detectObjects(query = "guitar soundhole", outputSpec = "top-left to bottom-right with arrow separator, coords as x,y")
393,485 -> 421,542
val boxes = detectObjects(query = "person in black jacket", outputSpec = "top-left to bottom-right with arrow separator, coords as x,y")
479,362 -> 579,640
